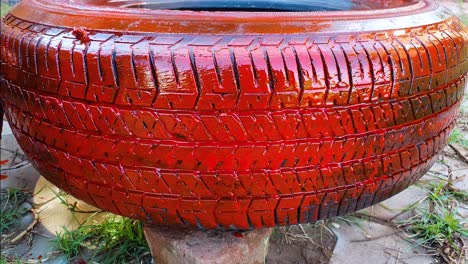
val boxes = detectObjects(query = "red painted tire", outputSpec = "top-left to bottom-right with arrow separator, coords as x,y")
1,0 -> 467,229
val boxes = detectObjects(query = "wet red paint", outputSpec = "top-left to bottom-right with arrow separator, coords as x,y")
233,232 -> 244,238
72,27 -> 90,44
0,0 -> 466,230
0,175 -> 8,180
0,160 -> 8,165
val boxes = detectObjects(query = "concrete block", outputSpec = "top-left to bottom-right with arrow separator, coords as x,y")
144,227 -> 272,264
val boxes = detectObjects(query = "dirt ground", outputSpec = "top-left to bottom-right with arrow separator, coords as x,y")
267,225 -> 336,264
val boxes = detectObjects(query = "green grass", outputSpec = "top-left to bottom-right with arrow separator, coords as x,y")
0,188 -> 29,234
0,255 -> 21,264
407,182 -> 467,243
50,188 -> 101,219
449,128 -> 468,148
54,216 -> 150,264
429,180 -> 468,203
400,180 -> 468,261
1,4 -> 11,17
408,208 -> 466,245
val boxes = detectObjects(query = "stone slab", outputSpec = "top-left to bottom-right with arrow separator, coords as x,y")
329,220 -> 432,264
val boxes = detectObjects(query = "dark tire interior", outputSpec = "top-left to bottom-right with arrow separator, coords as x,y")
99,0 -> 420,12
124,0 -> 353,12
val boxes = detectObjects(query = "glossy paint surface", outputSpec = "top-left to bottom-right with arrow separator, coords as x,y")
0,0 -> 467,229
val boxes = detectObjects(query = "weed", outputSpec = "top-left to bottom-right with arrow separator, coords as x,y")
51,188 -> 101,215
399,179 -> 467,263
449,128 -> 468,148
0,255 -> 21,264
54,216 -> 150,264
409,208 -> 466,241
0,189 -> 28,234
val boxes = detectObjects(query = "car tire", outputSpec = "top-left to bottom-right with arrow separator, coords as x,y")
0,0 -> 467,229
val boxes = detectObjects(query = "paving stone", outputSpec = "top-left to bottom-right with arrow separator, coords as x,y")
359,184 -> 429,222
1,119 -> 12,135
1,133 -> 41,190
331,152 -> 468,264
144,227 -> 272,264
329,220 -> 432,264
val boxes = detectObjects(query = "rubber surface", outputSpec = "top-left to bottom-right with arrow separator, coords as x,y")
0,0 -> 467,229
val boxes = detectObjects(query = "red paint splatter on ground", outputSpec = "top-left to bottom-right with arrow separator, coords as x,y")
0,175 -> 8,180
0,160 -> 8,165
233,232 -> 244,238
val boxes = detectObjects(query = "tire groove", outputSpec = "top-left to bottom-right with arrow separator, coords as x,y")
359,41 -> 376,102
18,126 -> 448,201
340,44 -> 354,104
291,46 -> 305,108
6,107 -> 458,174
188,47 -> 202,108
395,38 -> 415,94
148,47 -> 160,106
4,91 -> 460,148
229,47 -> 242,109
316,45 -> 330,106
2,74 -> 461,144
